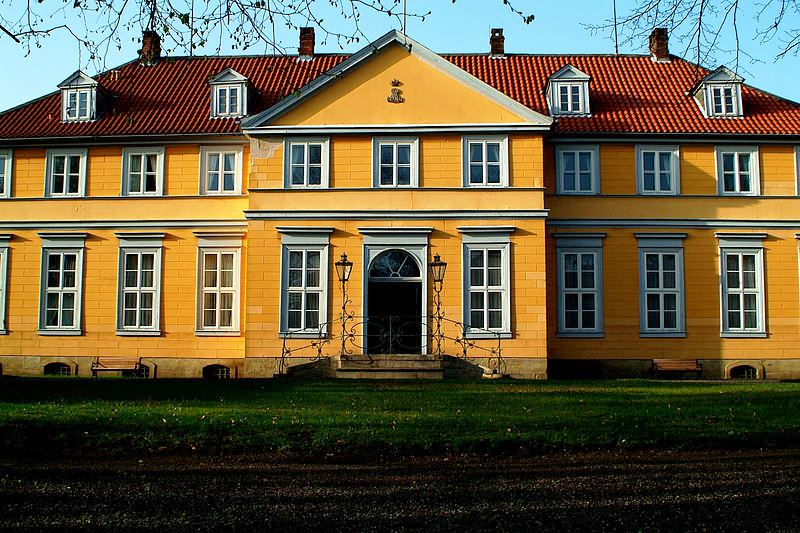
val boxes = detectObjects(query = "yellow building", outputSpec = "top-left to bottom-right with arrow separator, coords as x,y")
1,28 -> 800,379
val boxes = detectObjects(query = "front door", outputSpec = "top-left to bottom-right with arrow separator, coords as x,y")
366,250 -> 423,354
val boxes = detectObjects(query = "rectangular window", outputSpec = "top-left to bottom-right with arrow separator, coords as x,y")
556,145 -> 598,194
0,242 -> 7,333
711,86 -> 736,116
639,249 -> 684,335
63,88 -> 93,121
462,136 -> 508,187
465,246 -> 509,332
117,246 -> 162,334
717,146 -> 759,195
637,146 -> 679,194
373,138 -> 418,188
216,85 -> 240,116
39,248 -> 83,333
0,150 -> 10,198
198,248 -> 240,332
122,147 -> 164,196
558,83 -> 583,113
46,149 -> 87,197
285,139 -> 329,188
200,146 -> 243,195
721,249 -> 764,335
559,251 -> 600,332
281,245 -> 329,335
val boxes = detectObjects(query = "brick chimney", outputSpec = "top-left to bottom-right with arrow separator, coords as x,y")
299,27 -> 315,58
649,28 -> 670,62
138,30 -> 161,66
490,28 -> 505,58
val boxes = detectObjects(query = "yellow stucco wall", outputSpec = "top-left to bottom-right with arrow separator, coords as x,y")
547,228 -> 800,362
273,43 -> 533,126
0,229 -> 246,361
245,219 -> 547,361
9,143 -> 250,198
544,143 -> 797,196
249,134 -> 544,190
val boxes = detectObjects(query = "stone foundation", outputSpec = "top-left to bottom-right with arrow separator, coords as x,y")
550,358 -> 800,380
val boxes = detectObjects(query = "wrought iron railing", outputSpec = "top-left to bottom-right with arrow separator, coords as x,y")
278,314 -> 505,376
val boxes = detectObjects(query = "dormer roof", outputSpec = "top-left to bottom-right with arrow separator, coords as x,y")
57,70 -> 99,89
209,68 -> 248,84
690,65 -> 744,95
547,64 -> 591,83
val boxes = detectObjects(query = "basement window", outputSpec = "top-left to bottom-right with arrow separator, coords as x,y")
203,364 -> 231,380
44,362 -> 72,376
730,365 -> 758,380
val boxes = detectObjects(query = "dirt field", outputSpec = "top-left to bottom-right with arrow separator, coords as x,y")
1,449 -> 799,532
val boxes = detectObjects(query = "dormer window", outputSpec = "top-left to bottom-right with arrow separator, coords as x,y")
709,85 -> 738,116
57,71 -> 100,122
547,65 -> 591,116
692,66 -> 744,118
209,68 -> 248,118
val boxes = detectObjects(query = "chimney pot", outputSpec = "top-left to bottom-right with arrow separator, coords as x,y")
299,27 -> 315,58
138,30 -> 161,66
649,28 -> 669,62
490,28 -> 505,57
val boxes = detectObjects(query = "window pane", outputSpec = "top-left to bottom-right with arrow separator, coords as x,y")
397,166 -> 411,186
291,145 -> 305,165
487,164 -> 501,184
380,166 -> 393,186
570,85 -> 580,112
308,144 -> 322,165
470,250 -> 484,268
397,145 -> 411,165
470,268 -> 484,287
469,143 -> 483,163
470,164 -> 483,184
578,152 -> 592,172
643,152 -> 655,172
289,251 -> 302,268
559,85 -> 569,111
470,292 -> 484,312
229,88 -> 238,112
723,154 -> 735,172
379,145 -> 393,165
308,166 -> 322,186
204,252 -> 218,271
581,294 -> 595,328
486,143 -> 500,163
291,166 -> 305,185
488,292 -> 502,310
564,293 -> 579,312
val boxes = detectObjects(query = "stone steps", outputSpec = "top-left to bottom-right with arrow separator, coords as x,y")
335,354 -> 444,380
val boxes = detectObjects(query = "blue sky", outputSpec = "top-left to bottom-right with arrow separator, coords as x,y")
1,0 -> 798,110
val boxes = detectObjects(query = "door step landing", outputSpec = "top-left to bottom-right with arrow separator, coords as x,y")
335,354 -> 444,380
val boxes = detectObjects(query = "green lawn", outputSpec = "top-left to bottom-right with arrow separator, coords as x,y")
0,378 -> 798,457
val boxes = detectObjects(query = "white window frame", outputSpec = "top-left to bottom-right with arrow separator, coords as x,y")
211,84 -> 247,118
280,245 -> 329,336
372,137 -> 419,188
196,246 -> 241,335
0,236 -> 8,334
636,145 -> 680,195
284,138 -> 330,189
555,145 -> 599,195
121,147 -> 165,196
62,87 -> 95,122
637,234 -> 686,337
795,146 -> 799,196
716,234 -> 766,338
554,82 -> 588,115
0,149 -> 11,199
461,135 -> 509,187
116,234 -> 164,336
199,145 -> 243,195
45,149 -> 87,198
38,234 -> 86,336
556,234 -> 604,337
706,84 -> 741,117
463,243 -> 511,337
716,146 -> 759,196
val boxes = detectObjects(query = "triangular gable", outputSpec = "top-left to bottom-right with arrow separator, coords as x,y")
701,66 -> 744,84
242,30 -> 552,130
57,70 -> 99,89
548,64 -> 590,82
210,68 -> 248,84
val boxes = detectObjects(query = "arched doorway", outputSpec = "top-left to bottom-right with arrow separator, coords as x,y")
366,249 -> 423,354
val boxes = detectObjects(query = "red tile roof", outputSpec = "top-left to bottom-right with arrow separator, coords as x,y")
2,52 -> 800,140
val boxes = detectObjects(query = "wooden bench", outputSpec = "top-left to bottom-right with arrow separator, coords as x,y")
91,356 -> 143,378
652,359 -> 702,379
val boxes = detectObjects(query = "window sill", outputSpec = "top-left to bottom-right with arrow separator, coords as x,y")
279,331 -> 329,339
38,329 -> 82,336
720,332 -> 767,338
556,191 -> 599,196
557,331 -> 604,338
195,330 -> 241,337
116,330 -> 162,337
463,331 -> 512,340
0,329 -> 6,335
640,332 -> 687,338
200,192 -> 243,197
